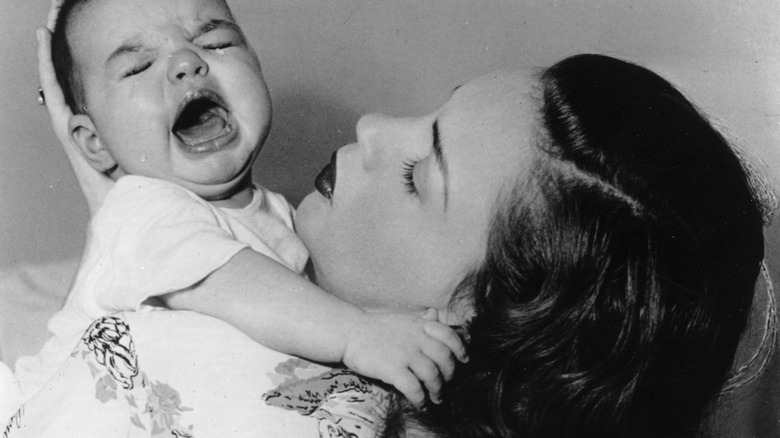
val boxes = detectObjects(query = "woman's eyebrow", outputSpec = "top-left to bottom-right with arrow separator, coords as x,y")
433,119 -> 449,209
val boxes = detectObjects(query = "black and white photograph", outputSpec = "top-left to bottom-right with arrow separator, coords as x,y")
1,1 -> 778,436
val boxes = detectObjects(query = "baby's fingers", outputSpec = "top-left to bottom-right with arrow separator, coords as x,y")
393,370 -> 426,408
424,321 -> 468,363
421,340 -> 456,381
409,358 -> 443,404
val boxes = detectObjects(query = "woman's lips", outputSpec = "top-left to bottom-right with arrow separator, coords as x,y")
314,151 -> 338,200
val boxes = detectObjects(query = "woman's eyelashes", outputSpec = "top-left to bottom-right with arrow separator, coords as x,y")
402,160 -> 419,195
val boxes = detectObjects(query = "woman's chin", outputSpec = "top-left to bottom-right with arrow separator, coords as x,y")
294,192 -> 322,244
298,190 -> 330,213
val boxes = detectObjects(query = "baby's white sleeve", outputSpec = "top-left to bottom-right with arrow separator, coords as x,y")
82,176 -> 249,314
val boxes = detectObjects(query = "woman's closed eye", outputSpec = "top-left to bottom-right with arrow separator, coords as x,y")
402,160 -> 418,195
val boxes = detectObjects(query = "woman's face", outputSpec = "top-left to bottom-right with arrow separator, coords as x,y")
296,69 -> 536,315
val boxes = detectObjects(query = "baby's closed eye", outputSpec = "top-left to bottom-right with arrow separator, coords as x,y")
194,21 -> 246,52
123,61 -> 152,78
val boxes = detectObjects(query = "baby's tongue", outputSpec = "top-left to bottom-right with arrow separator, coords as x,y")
175,106 -> 229,148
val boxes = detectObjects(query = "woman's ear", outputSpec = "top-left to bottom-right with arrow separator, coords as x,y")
68,114 -> 117,173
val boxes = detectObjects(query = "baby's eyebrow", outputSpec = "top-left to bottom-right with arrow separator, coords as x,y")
104,20 -> 242,67
192,19 -> 242,38
105,40 -> 143,66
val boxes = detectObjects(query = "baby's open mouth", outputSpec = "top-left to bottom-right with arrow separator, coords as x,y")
173,90 -> 236,153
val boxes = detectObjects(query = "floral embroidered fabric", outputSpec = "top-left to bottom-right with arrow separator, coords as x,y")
3,312 -> 391,437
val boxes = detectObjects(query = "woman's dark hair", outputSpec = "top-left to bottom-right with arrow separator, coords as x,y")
385,54 -> 765,437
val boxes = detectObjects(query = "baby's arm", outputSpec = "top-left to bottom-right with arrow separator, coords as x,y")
162,249 -> 467,406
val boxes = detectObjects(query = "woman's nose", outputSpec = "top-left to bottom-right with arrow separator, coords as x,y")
167,49 -> 209,83
356,113 -> 392,167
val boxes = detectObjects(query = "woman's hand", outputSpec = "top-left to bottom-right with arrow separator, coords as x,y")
44,0 -> 63,30
38,0 -> 113,218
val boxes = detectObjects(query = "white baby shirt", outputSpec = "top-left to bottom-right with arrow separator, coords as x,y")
13,174 -> 309,400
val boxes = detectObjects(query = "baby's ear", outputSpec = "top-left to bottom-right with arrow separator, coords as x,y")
68,114 -> 116,173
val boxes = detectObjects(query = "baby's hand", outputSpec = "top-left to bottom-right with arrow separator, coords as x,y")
342,311 -> 468,407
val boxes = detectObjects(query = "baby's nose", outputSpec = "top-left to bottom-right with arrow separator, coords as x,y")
167,49 -> 209,82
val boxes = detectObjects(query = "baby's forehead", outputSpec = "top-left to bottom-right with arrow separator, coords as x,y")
69,0 -> 240,50
63,0 -> 246,85
72,0 -> 237,32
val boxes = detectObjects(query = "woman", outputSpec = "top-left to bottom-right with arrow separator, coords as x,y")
297,58 -> 772,437
16,9 -> 774,437
378,57 -> 773,437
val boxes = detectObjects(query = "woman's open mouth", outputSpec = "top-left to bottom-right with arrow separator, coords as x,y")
314,151 -> 338,200
172,90 -> 238,154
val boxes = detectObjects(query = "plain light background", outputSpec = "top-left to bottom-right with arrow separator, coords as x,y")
1,0 -> 778,267
0,0 -> 778,434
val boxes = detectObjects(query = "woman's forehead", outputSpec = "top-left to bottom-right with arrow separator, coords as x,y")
436,68 -> 537,235
439,69 -> 538,162
446,69 -> 537,110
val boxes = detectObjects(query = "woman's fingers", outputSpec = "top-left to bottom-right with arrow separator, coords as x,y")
37,25 -> 114,216
37,27 -> 70,130
47,0 -> 65,31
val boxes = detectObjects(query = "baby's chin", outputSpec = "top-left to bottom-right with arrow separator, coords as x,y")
186,180 -> 254,208
172,160 -> 256,205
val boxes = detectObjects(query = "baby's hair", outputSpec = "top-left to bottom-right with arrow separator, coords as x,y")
50,0 -> 92,114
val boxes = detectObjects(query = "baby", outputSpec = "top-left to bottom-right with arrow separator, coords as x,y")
10,0 -> 464,410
